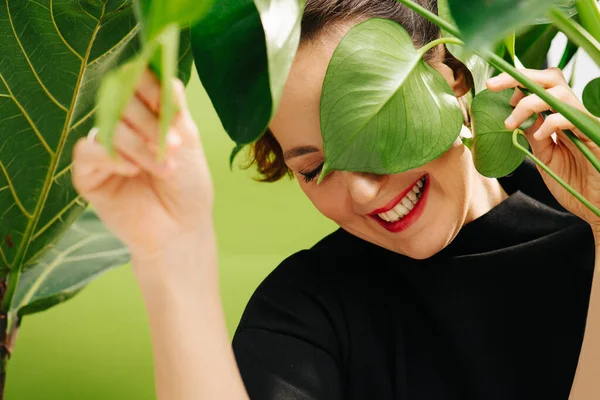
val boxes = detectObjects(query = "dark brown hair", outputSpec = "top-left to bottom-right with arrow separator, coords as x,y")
246,0 -> 461,182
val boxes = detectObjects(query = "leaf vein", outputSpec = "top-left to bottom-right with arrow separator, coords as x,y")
0,161 -> 33,219
50,0 -> 84,61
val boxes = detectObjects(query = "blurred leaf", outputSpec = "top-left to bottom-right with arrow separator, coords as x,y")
448,0 -> 574,49
516,24 -> 559,69
191,0 -> 305,145
438,0 -> 493,93
156,25 -> 180,157
0,0 -> 138,292
11,210 -> 129,318
558,39 -> 579,70
135,0 -> 214,42
531,1 -> 578,24
471,90 -> 534,177
318,19 -> 463,179
574,0 -> 600,42
583,77 -> 600,117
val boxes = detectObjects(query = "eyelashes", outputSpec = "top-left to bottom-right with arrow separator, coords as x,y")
300,162 -> 324,183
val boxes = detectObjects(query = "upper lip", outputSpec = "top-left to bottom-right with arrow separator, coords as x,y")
367,175 -> 426,216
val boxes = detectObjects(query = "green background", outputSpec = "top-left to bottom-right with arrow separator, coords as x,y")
4,71 -> 336,400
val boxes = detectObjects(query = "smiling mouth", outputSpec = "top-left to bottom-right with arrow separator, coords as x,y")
369,175 -> 430,233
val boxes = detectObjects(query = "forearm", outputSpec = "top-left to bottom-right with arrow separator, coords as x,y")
132,225 -> 249,400
569,234 -> 600,400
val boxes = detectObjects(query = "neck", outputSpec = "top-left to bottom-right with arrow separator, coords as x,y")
464,170 -> 509,225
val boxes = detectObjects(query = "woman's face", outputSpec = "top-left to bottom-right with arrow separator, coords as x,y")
270,22 -> 503,259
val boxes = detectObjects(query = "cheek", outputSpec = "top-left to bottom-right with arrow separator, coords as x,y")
297,178 -> 352,222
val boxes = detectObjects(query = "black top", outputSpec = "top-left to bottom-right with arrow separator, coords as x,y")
232,160 -> 596,400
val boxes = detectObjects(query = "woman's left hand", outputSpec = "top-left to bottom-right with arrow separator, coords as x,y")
486,68 -> 600,234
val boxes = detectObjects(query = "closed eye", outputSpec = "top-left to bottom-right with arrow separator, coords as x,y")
300,162 -> 324,183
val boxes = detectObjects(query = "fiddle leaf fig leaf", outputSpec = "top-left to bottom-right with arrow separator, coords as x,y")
448,0 -> 575,49
11,210 -> 130,318
0,0 -> 140,294
319,18 -> 463,179
191,0 -> 305,145
583,77 -> 600,117
470,89 -> 535,178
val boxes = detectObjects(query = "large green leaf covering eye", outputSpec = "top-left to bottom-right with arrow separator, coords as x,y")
319,18 -> 463,180
191,0 -> 305,145
470,89 -> 534,178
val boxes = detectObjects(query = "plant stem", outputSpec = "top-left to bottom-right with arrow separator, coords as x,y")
548,8 -> 600,66
394,0 -> 461,38
419,37 -> 464,56
512,129 -> 600,217
0,278 -> 8,400
558,39 -> 579,70
574,0 -> 600,42
482,51 -> 600,147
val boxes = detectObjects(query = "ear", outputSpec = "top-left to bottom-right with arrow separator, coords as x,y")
432,59 -> 472,98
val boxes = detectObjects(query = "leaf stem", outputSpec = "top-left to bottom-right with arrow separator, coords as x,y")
394,0 -> 461,38
512,129 -> 600,217
419,37 -> 464,57
548,8 -> 600,66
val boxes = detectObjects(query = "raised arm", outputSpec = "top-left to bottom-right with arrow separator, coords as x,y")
72,69 -> 248,400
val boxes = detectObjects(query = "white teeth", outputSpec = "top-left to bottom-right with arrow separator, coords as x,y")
395,204 -> 409,216
376,176 -> 427,223
386,210 -> 400,220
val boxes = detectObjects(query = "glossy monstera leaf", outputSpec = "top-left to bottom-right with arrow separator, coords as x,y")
583,77 -> 600,117
470,89 -> 535,178
448,0 -> 575,49
11,210 -> 129,318
191,0 -> 305,145
318,19 -> 463,180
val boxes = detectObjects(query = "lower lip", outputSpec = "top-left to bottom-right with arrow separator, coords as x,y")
371,175 -> 431,233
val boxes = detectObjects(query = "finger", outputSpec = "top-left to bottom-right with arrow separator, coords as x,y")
113,122 -> 174,177
72,137 -> 140,198
172,78 -> 188,109
123,95 -> 160,143
486,67 -> 568,91
522,115 -> 555,166
532,114 -> 575,141
505,85 -> 573,130
509,88 -> 525,107
135,69 -> 162,114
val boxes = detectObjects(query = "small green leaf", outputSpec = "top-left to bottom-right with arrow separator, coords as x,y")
191,0 -> 305,145
11,210 -> 129,318
135,0 -> 214,42
229,143 -> 246,170
448,0 -> 574,49
583,77 -> 600,117
437,0 -> 493,94
319,19 -> 463,178
471,89 -> 535,177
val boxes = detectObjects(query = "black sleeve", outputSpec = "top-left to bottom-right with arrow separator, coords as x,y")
232,251 -> 345,400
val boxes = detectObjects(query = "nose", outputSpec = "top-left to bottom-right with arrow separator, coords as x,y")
341,171 -> 386,207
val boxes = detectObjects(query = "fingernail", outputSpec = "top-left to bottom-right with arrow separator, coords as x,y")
505,115 -> 516,129
533,130 -> 542,140
167,132 -> 181,147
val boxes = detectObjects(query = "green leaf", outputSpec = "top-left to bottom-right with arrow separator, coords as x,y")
319,19 -> 463,179
558,39 -> 579,70
0,0 -> 141,310
437,0 -> 493,93
157,24 -> 180,157
191,0 -> 305,144
448,0 -> 574,49
11,210 -> 129,318
135,0 -> 214,42
583,77 -> 600,117
515,24 -> 560,69
470,89 -> 534,177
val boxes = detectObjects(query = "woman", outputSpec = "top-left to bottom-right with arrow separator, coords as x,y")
72,0 -> 600,399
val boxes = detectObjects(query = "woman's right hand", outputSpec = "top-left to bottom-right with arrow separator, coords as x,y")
72,69 -> 214,262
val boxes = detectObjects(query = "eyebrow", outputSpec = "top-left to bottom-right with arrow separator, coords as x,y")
283,145 -> 320,160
